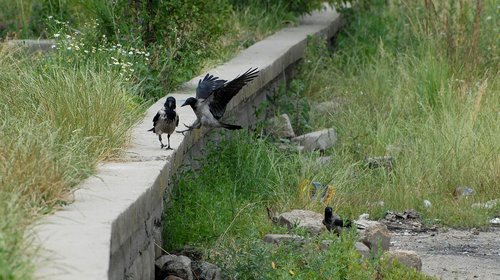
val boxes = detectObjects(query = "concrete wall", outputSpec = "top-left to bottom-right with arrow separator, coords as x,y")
33,6 -> 343,280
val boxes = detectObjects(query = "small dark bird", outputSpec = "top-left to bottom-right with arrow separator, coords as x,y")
323,206 -> 351,235
148,96 -> 179,150
177,68 -> 259,134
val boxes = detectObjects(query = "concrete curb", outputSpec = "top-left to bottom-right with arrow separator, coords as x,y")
33,6 -> 343,280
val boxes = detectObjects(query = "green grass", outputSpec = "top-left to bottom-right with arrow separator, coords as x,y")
298,0 -> 499,227
163,0 -> 498,278
0,48 -> 141,278
165,132 -> 431,279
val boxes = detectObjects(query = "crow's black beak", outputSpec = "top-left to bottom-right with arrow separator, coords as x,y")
181,101 -> 188,107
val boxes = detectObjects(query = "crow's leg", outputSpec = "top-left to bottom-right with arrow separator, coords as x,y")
158,135 -> 165,149
176,120 -> 200,135
165,134 -> 173,150
176,125 -> 193,135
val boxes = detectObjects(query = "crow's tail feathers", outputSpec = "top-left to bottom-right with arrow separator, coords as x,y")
221,122 -> 242,130
147,127 -> 155,132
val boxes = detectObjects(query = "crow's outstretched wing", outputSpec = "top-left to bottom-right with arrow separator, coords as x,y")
196,73 -> 226,100
208,68 -> 259,120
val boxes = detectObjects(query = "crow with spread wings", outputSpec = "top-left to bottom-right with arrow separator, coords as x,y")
177,68 -> 259,134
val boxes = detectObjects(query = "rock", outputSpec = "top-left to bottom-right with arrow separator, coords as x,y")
472,199 -> 499,209
423,199 -> 432,208
172,246 -> 203,262
262,234 -> 305,245
320,240 -> 334,250
165,276 -> 184,280
490,217 -> 500,227
192,261 -> 222,280
355,242 -> 371,258
278,209 -> 325,235
266,114 -> 295,138
292,128 -> 337,152
358,213 -> 370,221
156,255 -> 193,280
355,220 -> 391,253
383,250 -> 422,271
365,156 -> 394,170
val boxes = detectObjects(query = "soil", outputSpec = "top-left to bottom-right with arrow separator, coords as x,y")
382,210 -> 500,280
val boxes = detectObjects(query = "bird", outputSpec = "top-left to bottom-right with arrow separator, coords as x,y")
148,96 -> 179,150
177,68 -> 259,134
322,206 -> 351,235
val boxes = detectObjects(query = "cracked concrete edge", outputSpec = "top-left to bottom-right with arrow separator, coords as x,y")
32,6 -> 343,280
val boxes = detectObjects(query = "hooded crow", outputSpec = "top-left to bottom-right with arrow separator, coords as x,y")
148,96 -> 179,149
177,68 -> 259,134
323,206 -> 351,235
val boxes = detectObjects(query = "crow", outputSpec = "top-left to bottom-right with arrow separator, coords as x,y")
323,206 -> 351,235
177,68 -> 259,134
148,96 -> 179,150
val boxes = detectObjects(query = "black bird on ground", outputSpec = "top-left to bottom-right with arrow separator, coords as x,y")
323,206 -> 352,235
177,68 -> 259,134
148,96 -> 179,150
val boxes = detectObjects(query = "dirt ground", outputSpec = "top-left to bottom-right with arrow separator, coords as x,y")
389,226 -> 500,280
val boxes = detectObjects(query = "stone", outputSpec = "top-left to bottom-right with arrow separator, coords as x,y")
490,217 -> 500,227
383,250 -> 422,271
355,242 -> 371,258
358,213 -> 370,221
165,276 -> 184,280
263,234 -> 305,245
423,199 -> 432,208
278,209 -> 325,235
156,255 -> 193,280
192,261 -> 222,280
365,156 -> 394,170
292,128 -> 337,152
472,199 -> 499,209
355,220 -> 391,253
266,114 -> 295,138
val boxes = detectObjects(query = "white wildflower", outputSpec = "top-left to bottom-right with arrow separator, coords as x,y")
54,33 -> 60,38
67,47 -> 72,50
51,44 -> 56,49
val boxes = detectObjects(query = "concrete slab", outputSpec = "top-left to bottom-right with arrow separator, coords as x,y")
33,5 -> 343,280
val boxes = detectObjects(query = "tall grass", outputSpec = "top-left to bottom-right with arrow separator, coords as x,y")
300,0 -> 499,226
0,47 -> 140,278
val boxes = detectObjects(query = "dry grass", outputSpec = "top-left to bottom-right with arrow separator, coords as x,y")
0,47 -> 140,278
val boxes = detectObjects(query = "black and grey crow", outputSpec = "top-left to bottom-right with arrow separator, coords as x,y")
148,96 -> 179,150
323,206 -> 352,235
177,68 -> 259,134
